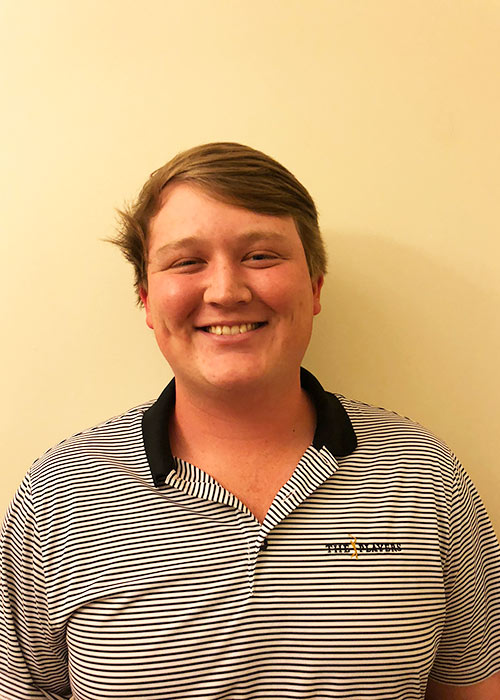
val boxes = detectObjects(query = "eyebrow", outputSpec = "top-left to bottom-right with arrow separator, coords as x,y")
153,230 -> 290,259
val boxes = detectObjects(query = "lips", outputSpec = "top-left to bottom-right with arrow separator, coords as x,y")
199,322 -> 266,336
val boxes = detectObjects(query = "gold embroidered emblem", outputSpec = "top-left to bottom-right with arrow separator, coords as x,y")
349,534 -> 359,560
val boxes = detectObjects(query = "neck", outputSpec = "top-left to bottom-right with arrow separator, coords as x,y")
169,372 -> 316,460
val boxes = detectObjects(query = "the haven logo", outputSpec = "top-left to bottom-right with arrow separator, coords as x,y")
325,535 -> 403,559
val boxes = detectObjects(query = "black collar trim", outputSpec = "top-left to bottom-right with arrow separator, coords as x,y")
142,367 -> 357,487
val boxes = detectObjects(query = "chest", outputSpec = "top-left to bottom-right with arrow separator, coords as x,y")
223,481 -> 281,522
203,459 -> 299,522
64,492 -> 446,700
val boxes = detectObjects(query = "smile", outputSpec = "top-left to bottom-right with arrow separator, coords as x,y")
201,322 -> 265,336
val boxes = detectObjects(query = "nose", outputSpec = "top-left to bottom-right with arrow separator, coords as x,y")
203,260 -> 252,306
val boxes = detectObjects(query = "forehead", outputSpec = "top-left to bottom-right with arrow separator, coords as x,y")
148,182 -> 300,250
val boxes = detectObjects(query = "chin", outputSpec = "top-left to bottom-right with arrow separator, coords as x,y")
204,371 -> 261,392
202,362 -> 293,395
198,361 -> 261,387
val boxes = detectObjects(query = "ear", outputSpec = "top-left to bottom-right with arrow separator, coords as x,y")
139,286 -> 154,329
311,274 -> 324,316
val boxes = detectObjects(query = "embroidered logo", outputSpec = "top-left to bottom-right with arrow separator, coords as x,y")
349,533 -> 359,559
325,537 -> 402,557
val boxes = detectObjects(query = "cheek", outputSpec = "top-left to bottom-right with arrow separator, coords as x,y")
266,275 -> 314,315
254,270 -> 302,308
148,278 -> 200,329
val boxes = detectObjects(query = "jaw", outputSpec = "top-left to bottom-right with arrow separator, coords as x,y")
155,310 -> 313,400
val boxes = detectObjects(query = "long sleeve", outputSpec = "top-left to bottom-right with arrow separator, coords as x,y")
0,475 -> 71,699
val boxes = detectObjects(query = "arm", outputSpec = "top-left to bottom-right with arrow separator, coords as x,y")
0,476 -> 71,699
425,672 -> 500,699
428,456 -> 500,691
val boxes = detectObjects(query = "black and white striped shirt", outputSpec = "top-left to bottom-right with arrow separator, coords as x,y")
1,369 -> 500,699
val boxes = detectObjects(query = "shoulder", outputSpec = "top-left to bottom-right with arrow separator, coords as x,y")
335,393 -> 443,439
336,393 -> 445,441
333,393 -> 457,478
28,400 -> 155,494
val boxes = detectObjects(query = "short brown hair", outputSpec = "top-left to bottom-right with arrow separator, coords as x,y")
112,142 -> 327,303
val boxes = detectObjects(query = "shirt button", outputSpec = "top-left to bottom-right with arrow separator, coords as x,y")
260,538 -> 269,551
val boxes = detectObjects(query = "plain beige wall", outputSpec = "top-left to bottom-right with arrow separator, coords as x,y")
1,0 -> 499,536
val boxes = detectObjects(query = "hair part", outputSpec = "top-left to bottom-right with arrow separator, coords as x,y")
111,142 -> 327,304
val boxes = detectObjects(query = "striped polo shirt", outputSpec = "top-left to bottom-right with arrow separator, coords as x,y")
1,369 -> 500,699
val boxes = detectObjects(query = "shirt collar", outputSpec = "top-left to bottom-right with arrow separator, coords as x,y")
142,367 -> 357,487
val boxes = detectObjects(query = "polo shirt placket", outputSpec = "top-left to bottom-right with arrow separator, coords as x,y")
163,444 -> 342,598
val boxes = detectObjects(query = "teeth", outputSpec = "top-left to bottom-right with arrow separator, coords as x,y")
207,323 -> 260,335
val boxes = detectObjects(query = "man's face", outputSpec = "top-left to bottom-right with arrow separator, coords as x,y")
140,182 -> 323,397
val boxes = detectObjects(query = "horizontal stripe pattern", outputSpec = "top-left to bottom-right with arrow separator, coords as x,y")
1,392 -> 500,699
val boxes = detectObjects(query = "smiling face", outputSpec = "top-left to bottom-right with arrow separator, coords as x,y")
140,182 -> 323,399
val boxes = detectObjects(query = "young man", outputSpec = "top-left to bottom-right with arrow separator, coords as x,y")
1,143 -> 499,699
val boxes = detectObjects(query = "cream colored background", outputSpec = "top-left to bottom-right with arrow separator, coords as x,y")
1,0 -> 499,536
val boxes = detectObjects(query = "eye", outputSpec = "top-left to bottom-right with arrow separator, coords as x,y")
170,258 -> 205,271
249,253 -> 275,260
244,251 -> 281,267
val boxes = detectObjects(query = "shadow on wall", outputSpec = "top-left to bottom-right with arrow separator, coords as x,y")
306,231 -> 500,445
